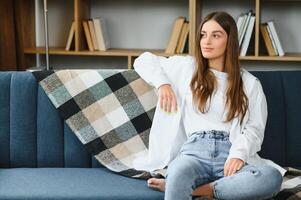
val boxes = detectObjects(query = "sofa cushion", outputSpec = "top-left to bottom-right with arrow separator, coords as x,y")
251,71 -> 301,168
281,71 -> 301,167
1,71 -> 301,170
251,71 -> 286,166
0,72 -> 99,168
0,73 -> 11,168
0,168 -> 163,200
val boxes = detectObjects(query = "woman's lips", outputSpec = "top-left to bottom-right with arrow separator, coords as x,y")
202,48 -> 214,52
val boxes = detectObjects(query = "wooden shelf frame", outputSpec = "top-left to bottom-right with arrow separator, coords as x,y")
25,48 -> 301,62
24,47 -> 189,69
74,0 -> 90,51
24,47 -> 188,56
23,0 -> 301,69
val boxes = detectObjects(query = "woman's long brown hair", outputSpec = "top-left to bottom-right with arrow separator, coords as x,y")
190,11 -> 248,125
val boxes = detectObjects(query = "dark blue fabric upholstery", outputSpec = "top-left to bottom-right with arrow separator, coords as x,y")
251,72 -> 287,166
37,85 -> 64,167
0,72 -> 97,168
10,73 -> 37,168
281,72 -> 301,167
0,168 -> 163,200
0,71 -> 300,199
251,71 -> 301,168
0,72 -> 11,168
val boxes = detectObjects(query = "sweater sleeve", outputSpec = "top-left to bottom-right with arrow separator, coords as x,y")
133,52 -> 172,89
133,51 -> 194,90
227,79 -> 268,163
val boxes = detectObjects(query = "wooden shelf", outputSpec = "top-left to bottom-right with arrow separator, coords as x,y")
25,48 -> 301,62
240,53 -> 301,61
24,47 -> 190,69
24,47 -> 188,57
262,0 -> 301,2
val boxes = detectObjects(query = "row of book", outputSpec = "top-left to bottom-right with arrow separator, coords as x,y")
65,14 -> 284,56
65,18 -> 110,51
66,16 -> 189,53
237,10 -> 256,56
237,10 -> 285,56
165,16 -> 189,54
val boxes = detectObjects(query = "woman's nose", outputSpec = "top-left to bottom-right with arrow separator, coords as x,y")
203,36 -> 212,44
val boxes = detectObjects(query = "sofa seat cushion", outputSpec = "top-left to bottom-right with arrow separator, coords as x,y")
0,168 -> 164,200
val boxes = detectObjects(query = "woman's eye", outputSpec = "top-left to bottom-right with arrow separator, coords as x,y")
213,34 -> 220,38
201,34 -> 206,38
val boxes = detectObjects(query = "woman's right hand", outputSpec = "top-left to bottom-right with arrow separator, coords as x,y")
158,84 -> 178,113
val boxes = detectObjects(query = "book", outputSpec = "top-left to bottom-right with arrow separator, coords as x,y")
266,24 -> 279,56
65,21 -> 75,51
240,15 -> 255,56
82,20 -> 94,51
176,21 -> 189,54
267,21 -> 285,56
260,24 -> 277,56
165,16 -> 186,54
93,18 -> 110,51
88,20 -> 99,50
239,11 -> 253,47
237,14 -> 247,43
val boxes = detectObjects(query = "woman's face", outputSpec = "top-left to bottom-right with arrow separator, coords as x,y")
200,20 -> 228,61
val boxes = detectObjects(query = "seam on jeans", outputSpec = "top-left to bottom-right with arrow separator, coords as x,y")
192,176 -> 211,190
211,182 -> 220,199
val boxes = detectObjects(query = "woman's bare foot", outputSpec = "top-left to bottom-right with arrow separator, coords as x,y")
147,178 -> 166,192
192,183 -> 214,198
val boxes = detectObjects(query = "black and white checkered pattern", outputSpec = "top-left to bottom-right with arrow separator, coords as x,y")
33,69 -> 158,179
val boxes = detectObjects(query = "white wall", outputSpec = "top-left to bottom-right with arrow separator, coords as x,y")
35,0 -> 301,70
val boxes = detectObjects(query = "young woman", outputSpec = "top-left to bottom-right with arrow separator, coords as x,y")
133,11 -> 285,200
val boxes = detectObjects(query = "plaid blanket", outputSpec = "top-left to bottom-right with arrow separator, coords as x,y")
33,69 -> 159,179
273,167 -> 301,200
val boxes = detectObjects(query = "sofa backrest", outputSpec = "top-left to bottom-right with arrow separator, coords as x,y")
0,72 -> 102,168
0,71 -> 300,169
252,71 -> 301,169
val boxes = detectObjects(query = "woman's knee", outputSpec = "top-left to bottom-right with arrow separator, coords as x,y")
245,165 -> 283,199
260,166 -> 283,193
212,165 -> 283,200
166,156 -> 202,186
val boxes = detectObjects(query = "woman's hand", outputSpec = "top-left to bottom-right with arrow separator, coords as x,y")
158,84 -> 178,113
224,158 -> 245,176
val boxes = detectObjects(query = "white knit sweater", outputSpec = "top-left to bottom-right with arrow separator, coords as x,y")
183,68 -> 232,137
133,51 -> 287,176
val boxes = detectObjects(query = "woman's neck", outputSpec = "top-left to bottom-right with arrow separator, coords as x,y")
208,56 -> 225,72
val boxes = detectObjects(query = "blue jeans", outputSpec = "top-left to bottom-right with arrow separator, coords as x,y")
165,130 -> 282,200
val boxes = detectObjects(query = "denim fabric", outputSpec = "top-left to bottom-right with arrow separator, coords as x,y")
165,130 -> 282,200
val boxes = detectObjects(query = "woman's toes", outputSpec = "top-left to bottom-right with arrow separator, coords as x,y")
147,178 -> 166,192
147,178 -> 156,184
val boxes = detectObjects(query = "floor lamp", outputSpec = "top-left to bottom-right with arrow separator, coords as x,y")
44,0 -> 50,70
27,0 -> 50,71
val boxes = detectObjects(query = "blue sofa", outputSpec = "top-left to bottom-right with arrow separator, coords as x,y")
0,70 -> 300,200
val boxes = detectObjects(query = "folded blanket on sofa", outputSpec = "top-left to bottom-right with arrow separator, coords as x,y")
273,167 -> 301,200
33,69 -> 158,179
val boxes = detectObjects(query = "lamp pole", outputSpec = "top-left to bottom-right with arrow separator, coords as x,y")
44,0 -> 50,70
27,0 -> 50,72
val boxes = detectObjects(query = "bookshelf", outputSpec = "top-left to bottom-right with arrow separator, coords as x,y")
24,47 -> 181,57
22,0 -> 301,70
